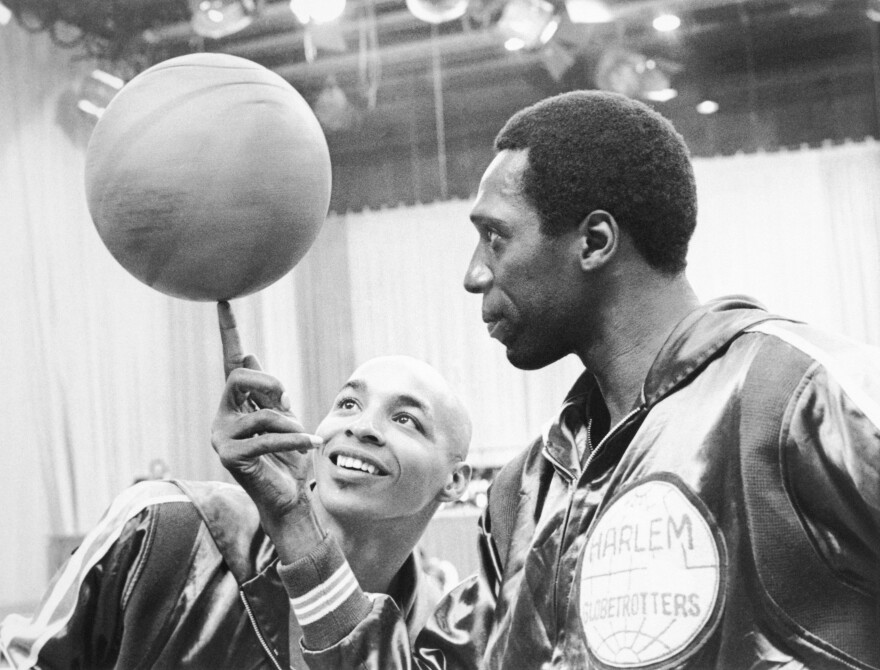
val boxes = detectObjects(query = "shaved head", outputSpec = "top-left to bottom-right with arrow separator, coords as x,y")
348,355 -> 472,464
313,355 -> 473,526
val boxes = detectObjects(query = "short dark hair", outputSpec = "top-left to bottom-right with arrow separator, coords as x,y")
494,91 -> 697,274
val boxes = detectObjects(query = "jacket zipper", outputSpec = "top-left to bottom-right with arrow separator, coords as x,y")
239,590 -> 285,670
550,405 -> 644,629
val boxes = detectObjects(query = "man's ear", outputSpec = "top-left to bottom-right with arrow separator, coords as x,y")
437,462 -> 472,503
577,209 -> 619,271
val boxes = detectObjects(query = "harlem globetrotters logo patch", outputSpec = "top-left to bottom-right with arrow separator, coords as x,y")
579,475 -> 727,668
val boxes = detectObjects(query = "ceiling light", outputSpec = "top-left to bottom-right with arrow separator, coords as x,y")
312,77 -> 360,131
565,0 -> 612,24
643,88 -> 677,102
867,0 -> 880,21
76,69 -> 126,120
497,0 -> 560,52
696,100 -> 719,114
595,48 -> 678,102
290,0 -> 346,24
652,13 -> 680,31
190,0 -> 259,39
0,2 -> 11,26
406,0 -> 469,24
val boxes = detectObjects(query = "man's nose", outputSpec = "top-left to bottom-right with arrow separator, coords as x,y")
345,414 -> 384,445
464,247 -> 492,294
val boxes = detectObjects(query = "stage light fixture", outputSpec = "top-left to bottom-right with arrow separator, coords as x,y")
290,0 -> 346,24
595,49 -> 678,102
565,0 -> 612,23
76,69 -> 125,120
406,0 -> 469,24
643,87 -> 677,102
498,0 -> 559,52
312,77 -> 360,131
652,13 -> 680,31
190,0 -> 259,39
696,100 -> 719,114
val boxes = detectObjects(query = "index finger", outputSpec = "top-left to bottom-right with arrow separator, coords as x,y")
218,301 -> 245,380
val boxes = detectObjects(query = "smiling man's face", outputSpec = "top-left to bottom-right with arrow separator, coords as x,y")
312,356 -> 470,523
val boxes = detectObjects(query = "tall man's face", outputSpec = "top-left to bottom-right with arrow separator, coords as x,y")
465,149 -> 585,370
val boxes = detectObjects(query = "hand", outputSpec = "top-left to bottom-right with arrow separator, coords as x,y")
212,301 -> 325,553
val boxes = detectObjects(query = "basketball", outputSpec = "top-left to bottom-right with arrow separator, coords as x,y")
84,53 -> 331,301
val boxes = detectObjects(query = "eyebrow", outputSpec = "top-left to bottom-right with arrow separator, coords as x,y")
470,214 -> 509,230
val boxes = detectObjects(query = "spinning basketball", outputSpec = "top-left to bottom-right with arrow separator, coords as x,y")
84,53 -> 331,301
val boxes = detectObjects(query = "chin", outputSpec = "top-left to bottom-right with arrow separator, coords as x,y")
505,344 -> 567,371
320,488 -> 378,519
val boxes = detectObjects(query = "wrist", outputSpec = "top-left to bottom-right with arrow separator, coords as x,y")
263,502 -> 327,564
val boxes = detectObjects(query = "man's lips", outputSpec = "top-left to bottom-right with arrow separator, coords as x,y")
484,316 -> 510,342
326,447 -> 390,477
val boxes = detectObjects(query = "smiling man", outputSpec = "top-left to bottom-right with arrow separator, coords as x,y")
215,349 -> 473,598
0,305 -> 471,670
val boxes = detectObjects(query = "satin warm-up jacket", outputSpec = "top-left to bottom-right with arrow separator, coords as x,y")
281,297 -> 880,670
0,480 -> 438,669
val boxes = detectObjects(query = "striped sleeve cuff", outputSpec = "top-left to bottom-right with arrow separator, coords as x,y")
276,537 -> 373,650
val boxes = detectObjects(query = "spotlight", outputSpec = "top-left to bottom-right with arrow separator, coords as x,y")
190,0 -> 260,39
498,0 -> 559,52
290,0 -> 346,24
76,69 -> 125,120
0,2 -> 11,26
696,100 -> 719,114
312,77 -> 360,131
643,87 -> 677,102
406,0 -> 469,24
565,0 -> 612,24
652,13 -> 680,32
595,49 -> 678,102
540,40 -> 576,81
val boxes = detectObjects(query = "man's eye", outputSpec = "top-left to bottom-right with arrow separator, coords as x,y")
394,413 -> 422,431
336,397 -> 358,410
484,229 -> 500,244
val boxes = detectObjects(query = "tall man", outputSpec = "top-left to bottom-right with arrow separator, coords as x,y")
226,91 -> 880,669
0,303 -> 472,669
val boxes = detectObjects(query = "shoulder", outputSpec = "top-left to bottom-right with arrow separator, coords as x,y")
490,436 -> 544,499
96,480 -> 197,536
744,321 -> 880,422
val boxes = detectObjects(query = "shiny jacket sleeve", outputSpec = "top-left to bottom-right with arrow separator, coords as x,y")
277,535 -> 495,670
776,326 -> 880,589
0,481 -> 192,669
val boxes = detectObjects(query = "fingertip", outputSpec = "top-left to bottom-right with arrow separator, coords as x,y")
242,354 -> 263,371
280,392 -> 292,412
217,301 -> 236,330
309,435 -> 324,446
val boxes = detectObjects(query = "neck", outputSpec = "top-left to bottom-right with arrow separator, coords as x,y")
578,270 -> 699,426
312,495 -> 436,595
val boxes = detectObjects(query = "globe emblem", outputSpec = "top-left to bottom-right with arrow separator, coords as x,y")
579,478 -> 724,667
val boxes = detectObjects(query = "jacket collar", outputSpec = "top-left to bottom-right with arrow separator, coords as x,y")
174,479 -> 433,667
543,296 -> 790,471
173,479 -> 431,626
641,295 -> 785,406
173,479 -> 273,581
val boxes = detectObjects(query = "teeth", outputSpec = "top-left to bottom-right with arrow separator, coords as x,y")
336,455 -> 379,475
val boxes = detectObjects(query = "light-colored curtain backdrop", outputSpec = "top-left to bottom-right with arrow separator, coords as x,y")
689,141 -> 880,342
3,20 -> 880,610
0,24 -> 313,610
340,145 -> 880,464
